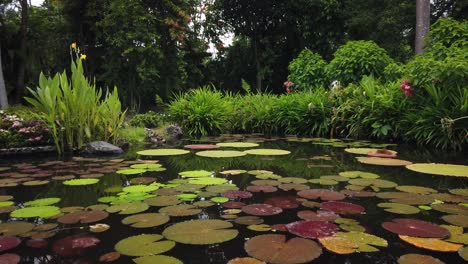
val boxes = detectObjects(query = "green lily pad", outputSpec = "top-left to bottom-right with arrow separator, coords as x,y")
11,206 -> 61,218
0,222 -> 34,235
179,170 -> 212,178
216,142 -> 259,148
441,224 -> 468,245
211,197 -> 229,203
24,198 -> 61,207
0,201 -> 14,207
397,254 -> 445,264
106,202 -> 149,215
339,171 -> 380,179
133,255 -> 183,264
130,164 -> 163,169
137,149 -> 190,156
116,169 -> 147,175
159,204 -> 201,217
220,169 -> 247,175
308,179 -> 339,185
406,163 -> 468,177
357,157 -> 412,166
122,185 -> 159,193
441,215 -> 468,228
115,234 -> 175,256
460,246 -> 468,261
206,185 -> 239,193
336,231 -> 387,252
278,177 -> 307,184
377,203 -> 421,214
175,184 -> 205,192
450,189 -> 468,197
63,179 -> 99,186
244,149 -> 291,156
163,219 -> 238,245
255,173 -> 282,180
248,170 -> 273,175
121,213 -> 170,228
188,177 -> 227,185
396,185 -> 438,195
145,196 -> 181,207
348,178 -> 397,188
177,193 -> 198,201
196,150 -> 247,158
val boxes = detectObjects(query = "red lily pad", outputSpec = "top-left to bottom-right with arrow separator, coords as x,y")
244,234 -> 322,264
0,253 -> 20,264
57,210 -> 109,224
223,201 -> 247,209
184,144 -> 220,150
222,190 -> 253,199
0,236 -> 21,252
99,252 -> 121,262
271,224 -> 288,232
278,183 -> 310,191
297,189 -> 345,201
367,149 -> 397,158
382,219 -> 450,238
53,233 -> 100,257
321,201 -> 365,214
297,210 -> 339,221
264,195 -> 301,209
286,220 -> 339,239
242,204 -> 283,216
26,239 -> 48,249
246,185 -> 278,193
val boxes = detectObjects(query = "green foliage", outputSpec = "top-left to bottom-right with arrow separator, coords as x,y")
288,49 -> 327,90
25,57 -> 126,154
169,86 -> 234,137
0,109 -> 51,148
129,111 -> 162,128
327,41 -> 394,85
383,63 -> 405,82
426,18 -> 468,51
233,93 -> 278,135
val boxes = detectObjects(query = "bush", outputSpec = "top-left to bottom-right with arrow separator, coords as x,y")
0,110 -> 52,148
327,40 -> 394,85
232,93 -> 278,135
383,63 -> 405,82
129,111 -> 162,128
426,18 -> 468,53
288,49 -> 327,90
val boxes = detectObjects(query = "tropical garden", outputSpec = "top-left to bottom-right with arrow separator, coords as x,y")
0,1 -> 467,264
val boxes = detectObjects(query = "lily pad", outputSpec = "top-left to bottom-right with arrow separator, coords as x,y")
216,142 -> 259,148
242,204 -> 282,216
115,234 -> 175,256
130,163 -> 163,170
211,197 -> 229,203
297,189 -> 345,201
145,196 -> 181,207
319,231 -> 388,254
159,204 -> 202,216
441,215 -> 468,227
206,185 -> 239,193
235,216 -> 264,225
264,196 -> 301,209
377,203 -> 420,214
399,235 -> 463,252
53,233 -> 100,257
0,236 -> 21,252
63,179 -> 99,186
137,149 -> 190,156
286,220 -> 339,239
321,201 -> 365,214
382,218 -> 450,238
297,210 -> 339,221
116,168 -> 147,175
460,246 -> 468,261
0,196 -> 13,202
57,210 -> 109,224
432,204 -> 468,215
227,257 -> 266,264
222,190 -> 253,199
122,185 -> 159,193
247,224 -> 272,232
133,255 -> 183,264
220,169 -> 247,175
406,163 -> 468,177
397,254 -> 445,264
179,170 -> 212,178
106,202 -> 149,215
196,150 -> 247,158
449,189 -> 468,197
348,178 -> 397,188
184,144 -> 220,150
357,157 -> 412,166
0,222 -> 34,236
245,234 -> 322,264
162,219 -> 238,245
121,213 -> 170,228
10,206 -> 61,218
244,149 -> 291,156
396,185 -> 437,194
188,177 -> 227,185
224,201 -> 247,209
246,185 -> 278,193
24,198 -> 61,207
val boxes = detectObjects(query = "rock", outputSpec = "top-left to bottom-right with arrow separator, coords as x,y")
165,125 -> 183,140
115,138 -> 130,151
83,141 -> 123,155
144,128 -> 165,145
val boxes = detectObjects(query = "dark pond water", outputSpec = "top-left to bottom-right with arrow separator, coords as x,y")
0,136 -> 467,264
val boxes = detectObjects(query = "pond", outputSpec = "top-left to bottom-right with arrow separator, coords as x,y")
0,135 -> 467,264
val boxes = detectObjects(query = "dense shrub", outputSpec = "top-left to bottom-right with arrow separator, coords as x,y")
288,49 -> 327,90
327,40 -> 394,85
0,110 -> 52,148
129,111 -> 162,128
383,63 -> 405,82
233,93 -> 278,135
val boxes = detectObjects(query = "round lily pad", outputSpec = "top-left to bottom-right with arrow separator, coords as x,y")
53,234 -> 100,257
116,168 -> 147,175
441,215 -> 468,227
179,170 -> 212,178
460,246 -> 468,261
321,201 -> 365,214
339,171 -> 380,179
121,213 -> 170,228
184,144 -> 220,150
188,177 -> 227,185
297,210 -> 339,222
396,185 -> 437,194
122,185 -> 159,193
246,185 -> 278,193
159,204 -> 201,217
163,219 -> 238,245
357,157 -> 412,166
99,252 -> 121,262
0,201 -> 14,207
297,189 -> 345,201
377,203 -> 421,214
286,220 -> 339,239
57,210 -> 109,224
449,189 -> 468,196
130,163 -> 163,170
0,196 -> 13,202
264,196 -> 301,209
0,222 -> 34,236
345,148 -> 393,155
196,150 -> 247,158
216,142 -> 259,148
244,149 -> 290,156
63,179 -> 99,186
106,202 -> 149,215
245,234 -> 322,264
133,255 -> 183,264
348,178 -> 397,188
115,234 -> 175,256
0,253 -> 20,263
224,201 -> 247,209
397,254 -> 445,264
235,216 -> 263,225
24,198 -> 61,207
227,257 -> 266,264
220,169 -> 247,175
206,185 -> 239,193
137,149 -> 189,156
222,190 -> 253,199
145,196 -> 181,207
399,235 -> 463,252
242,204 -> 282,216
382,218 -> 450,238
211,197 -> 229,203
0,236 -> 21,252
319,231 -> 388,254
10,206 -> 61,218
406,163 -> 468,177
432,204 -> 468,215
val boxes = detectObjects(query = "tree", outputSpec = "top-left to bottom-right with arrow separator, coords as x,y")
0,44 -> 8,109
416,0 -> 430,54
15,0 -> 28,102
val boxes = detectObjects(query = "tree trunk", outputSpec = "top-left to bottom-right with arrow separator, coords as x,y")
415,0 -> 430,54
15,0 -> 28,103
0,44 -> 8,109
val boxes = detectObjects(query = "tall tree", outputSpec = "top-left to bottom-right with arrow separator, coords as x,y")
0,44 -> 8,109
416,0 -> 430,54
15,0 -> 28,102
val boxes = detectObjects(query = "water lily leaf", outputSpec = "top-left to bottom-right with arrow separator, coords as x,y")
242,204 -> 282,216
0,196 -> 13,202
250,180 -> 280,186
116,169 -> 147,175
255,173 -> 282,180
440,224 -> 468,244
211,197 -> 229,203
159,204 -> 201,216
397,254 -> 445,264
235,216 -> 263,225
137,149 -> 189,156
308,179 -> 338,185
367,149 -> 398,158
321,175 -> 349,182
217,142 -> 259,148
245,234 -> 322,264
441,215 -> 468,227
133,255 -> 183,264
337,231 -> 388,251
339,171 -> 380,179
376,192 -> 434,205
430,193 -> 468,203
341,190 -> 376,198
145,196 -> 181,207
63,179 -> 99,186
321,201 -> 365,214
130,163 -> 163,170
194,201 -> 215,208
247,224 -> 271,232
53,233 -> 100,257
224,201 -> 247,209
52,175 -> 75,181
11,206 -> 61,218
163,219 -> 238,245
22,180 -> 49,186
227,257 -> 265,264
459,246 -> 468,261
377,203 -> 420,214
0,236 -> 21,252
406,163 -> 468,177
122,185 -> 159,193
318,236 -> 358,254
279,183 -> 310,191
246,185 -> 278,193
286,220 -> 339,239
0,201 -> 14,207
432,204 -> 468,215
348,178 -> 397,188
222,190 -> 253,199
121,213 -> 170,228
58,210 -> 108,224
248,170 -> 273,175
179,170 -> 212,178
177,193 -> 198,201
277,177 -> 307,184
382,218 -> 450,238
175,184 -> 204,192
99,252 -> 121,262
24,198 -> 61,207
357,157 -> 412,166
244,149 -> 290,156
264,195 -> 301,209
106,202 -> 149,215
115,234 -> 175,256
297,210 -> 339,221
450,189 -> 468,197
396,185 -> 437,194
399,235 -> 463,252
184,144 -> 220,150
0,222 -> 34,236
196,150 -> 247,158
297,189 -> 345,201
206,185 -> 239,193
188,177 -> 227,185
220,169 -> 247,175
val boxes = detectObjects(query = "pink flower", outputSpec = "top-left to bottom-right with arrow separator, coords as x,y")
284,81 -> 294,93
35,135 -> 43,141
400,79 -> 413,97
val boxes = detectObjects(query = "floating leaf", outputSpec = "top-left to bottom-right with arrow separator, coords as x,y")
348,178 -> 397,188
297,210 -> 339,222
248,170 -> 273,175
222,190 -> 253,199
206,185 -> 239,193
0,201 -> 14,207
24,198 -> 61,207
244,149 -> 291,156
137,149 -> 189,156
115,234 -> 175,257
122,185 -> 159,193
106,202 -> 149,215
188,177 -> 227,185
406,163 -> 468,177
163,219 -> 238,245
377,203 -> 420,214
22,180 -> 49,186
321,201 -> 365,214
255,173 -> 282,180
244,234 -> 322,264
11,206 -> 61,218
345,148 -> 393,155
264,196 -> 301,209
399,235 -> 462,252
235,216 -> 264,225
432,204 -> 468,215
159,204 -> 201,217
58,210 -> 108,224
297,189 -> 345,201
224,201 -> 247,209
121,213 -> 169,228
145,196 -> 181,207
133,255 -> 183,264
336,231 -> 388,252
184,144 -> 220,150
210,197 -> 229,203
99,252 -> 121,262
179,170 -> 212,178
357,157 -> 412,166
318,236 -> 358,254
397,253 -> 445,264
220,169 -> 247,175
242,204 -> 282,216
247,224 -> 271,232
308,179 -> 338,185
286,220 -> 339,239
339,171 -> 380,179
246,185 -> 278,193
396,185 -> 437,194
53,234 -> 100,257
450,189 -> 468,197
116,168 -> 147,175
382,219 -> 450,238
196,150 -> 247,158
0,236 -> 21,252
130,163 -> 163,170
441,224 -> 468,244
217,142 -> 259,148
0,222 -> 34,236
441,215 -> 468,228
460,246 -> 468,261
250,180 -> 280,186
0,253 -> 20,263
63,179 -> 99,186
227,257 -> 266,264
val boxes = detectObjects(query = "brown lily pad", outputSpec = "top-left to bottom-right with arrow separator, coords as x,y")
250,180 -> 280,186
159,204 -> 202,217
397,253 -> 445,264
0,253 -> 20,264
382,219 -> 450,238
264,196 -> 301,209
234,216 -> 264,225
121,213 -> 170,228
244,234 -> 322,264
432,204 -> 468,215
357,157 -> 412,166
53,233 -> 100,257
286,220 -> 339,239
163,219 -> 238,245
145,196 -> 181,207
242,204 -> 282,216
441,215 -> 468,228
223,201 -> 247,209
399,235 -> 463,252
0,236 -> 21,252
278,183 -> 310,191
57,210 -> 109,224
246,185 -> 278,193
297,210 -> 339,221
0,222 -> 34,236
227,257 -> 266,264
222,190 -> 253,199
99,252 -> 121,262
297,189 -> 345,201
396,185 -> 437,194
321,201 -> 365,214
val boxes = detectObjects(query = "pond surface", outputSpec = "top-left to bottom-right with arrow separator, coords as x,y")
0,136 -> 467,264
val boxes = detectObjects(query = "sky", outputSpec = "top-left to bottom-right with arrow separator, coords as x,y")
31,0 -> 44,6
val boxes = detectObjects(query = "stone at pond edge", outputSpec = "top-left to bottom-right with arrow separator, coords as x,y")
82,141 -> 123,155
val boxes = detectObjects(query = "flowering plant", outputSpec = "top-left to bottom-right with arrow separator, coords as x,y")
400,80 -> 414,97
0,110 -> 51,148
284,81 -> 294,94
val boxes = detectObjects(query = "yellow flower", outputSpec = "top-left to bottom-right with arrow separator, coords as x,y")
80,54 -> 87,60
70,42 -> 77,49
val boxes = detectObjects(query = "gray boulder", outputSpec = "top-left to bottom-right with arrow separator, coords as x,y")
83,141 -> 123,155
165,125 -> 183,140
